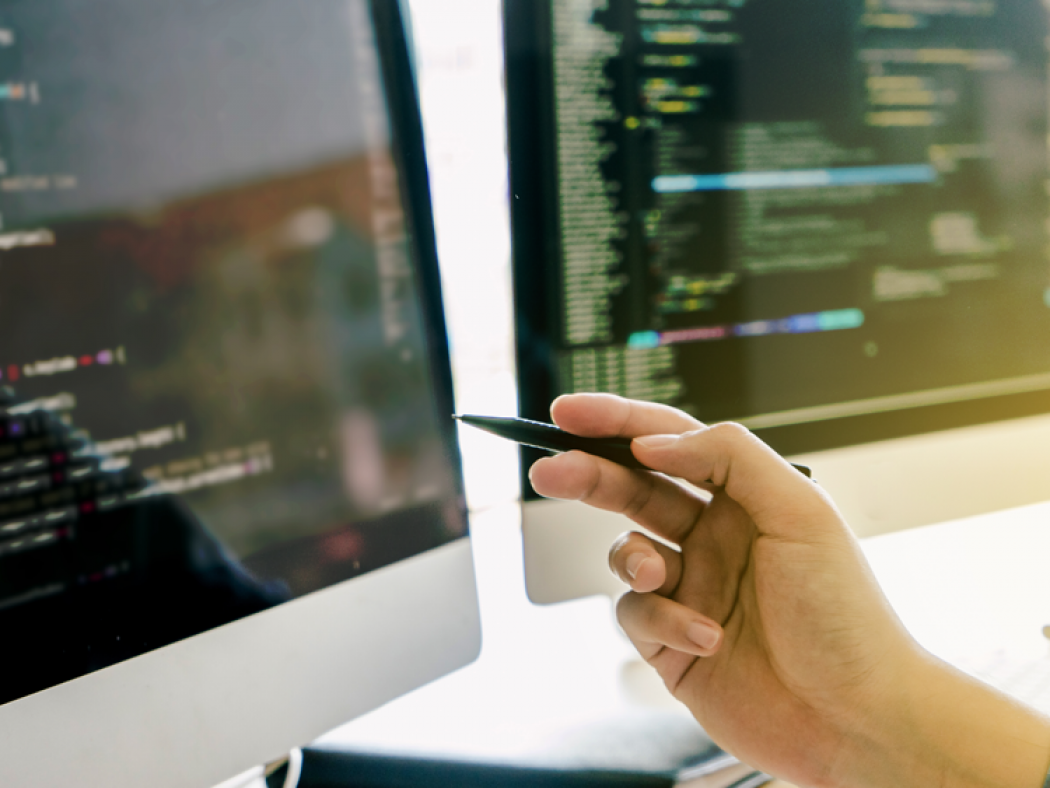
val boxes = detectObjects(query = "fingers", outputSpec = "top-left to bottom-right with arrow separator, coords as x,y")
551,393 -> 702,439
617,590 -> 723,660
608,531 -> 683,596
544,394 -> 841,543
529,450 -> 708,545
631,422 -> 837,540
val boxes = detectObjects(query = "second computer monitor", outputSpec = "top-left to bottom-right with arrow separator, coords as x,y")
506,0 -> 1050,602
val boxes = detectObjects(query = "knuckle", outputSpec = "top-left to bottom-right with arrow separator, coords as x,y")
642,600 -> 666,634
620,479 -> 655,519
710,421 -> 752,443
576,456 -> 604,503
615,399 -> 635,438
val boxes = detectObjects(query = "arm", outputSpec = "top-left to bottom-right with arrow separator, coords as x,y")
529,393 -> 1050,788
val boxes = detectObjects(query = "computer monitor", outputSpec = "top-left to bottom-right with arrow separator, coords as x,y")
505,0 -> 1050,603
0,1 -> 480,785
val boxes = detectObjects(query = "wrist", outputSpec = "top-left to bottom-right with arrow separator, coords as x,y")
842,650 -> 1050,788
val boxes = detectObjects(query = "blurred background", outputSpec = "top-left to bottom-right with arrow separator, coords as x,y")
403,0 -> 519,513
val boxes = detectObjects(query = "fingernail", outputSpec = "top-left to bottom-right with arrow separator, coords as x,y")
625,553 -> 648,580
687,622 -> 721,651
635,434 -> 680,449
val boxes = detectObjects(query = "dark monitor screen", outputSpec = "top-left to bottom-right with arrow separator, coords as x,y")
0,0 -> 465,706
506,0 -> 1050,479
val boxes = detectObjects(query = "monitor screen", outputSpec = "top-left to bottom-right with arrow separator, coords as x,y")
506,0 -> 1050,469
0,0 -> 466,708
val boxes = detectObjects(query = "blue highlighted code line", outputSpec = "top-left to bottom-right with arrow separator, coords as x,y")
628,308 -> 865,350
653,164 -> 937,194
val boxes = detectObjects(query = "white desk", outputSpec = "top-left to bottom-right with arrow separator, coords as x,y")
316,498 -> 1050,784
862,499 -> 1050,666
316,503 -> 677,760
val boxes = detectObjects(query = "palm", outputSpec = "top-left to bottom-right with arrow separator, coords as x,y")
659,491 -> 899,776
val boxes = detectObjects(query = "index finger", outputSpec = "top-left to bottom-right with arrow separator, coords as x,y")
632,423 -> 842,541
551,393 -> 703,440
529,450 -> 709,545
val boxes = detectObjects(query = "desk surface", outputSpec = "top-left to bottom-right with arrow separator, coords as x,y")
319,498 -> 1050,787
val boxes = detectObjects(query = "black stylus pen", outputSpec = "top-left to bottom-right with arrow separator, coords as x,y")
454,414 -> 812,479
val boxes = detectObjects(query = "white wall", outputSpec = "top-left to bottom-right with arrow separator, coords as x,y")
406,0 -> 520,513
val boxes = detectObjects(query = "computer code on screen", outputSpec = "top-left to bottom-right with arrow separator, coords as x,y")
0,0 -> 463,703
511,0 -> 1050,436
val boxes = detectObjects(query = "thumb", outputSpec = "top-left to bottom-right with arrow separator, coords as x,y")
632,423 -> 837,539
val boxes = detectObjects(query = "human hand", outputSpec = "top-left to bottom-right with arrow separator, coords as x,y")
528,394 -> 1050,788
